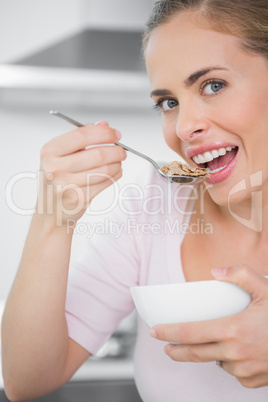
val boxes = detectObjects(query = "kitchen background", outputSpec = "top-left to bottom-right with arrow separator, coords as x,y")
0,0 -> 179,398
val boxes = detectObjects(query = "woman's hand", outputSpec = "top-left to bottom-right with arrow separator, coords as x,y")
38,121 -> 126,226
150,265 -> 268,388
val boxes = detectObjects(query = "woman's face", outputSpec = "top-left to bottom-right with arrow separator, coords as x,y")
145,11 -> 268,206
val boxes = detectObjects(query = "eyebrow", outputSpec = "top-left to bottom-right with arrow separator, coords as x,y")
184,66 -> 228,87
150,66 -> 228,97
150,88 -> 173,98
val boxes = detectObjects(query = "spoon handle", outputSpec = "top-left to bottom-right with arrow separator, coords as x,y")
49,111 -> 160,171
115,141 -> 160,170
49,111 -> 84,127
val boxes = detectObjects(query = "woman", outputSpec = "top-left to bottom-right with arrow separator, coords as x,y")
2,0 -> 268,401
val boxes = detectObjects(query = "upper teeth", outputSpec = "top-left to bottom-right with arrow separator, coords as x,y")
192,146 -> 236,164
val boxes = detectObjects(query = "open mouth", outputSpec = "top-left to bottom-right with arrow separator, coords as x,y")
192,146 -> 239,174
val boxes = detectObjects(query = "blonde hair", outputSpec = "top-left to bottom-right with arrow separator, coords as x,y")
143,0 -> 268,58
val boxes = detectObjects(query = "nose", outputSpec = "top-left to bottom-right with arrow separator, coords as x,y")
176,103 -> 210,142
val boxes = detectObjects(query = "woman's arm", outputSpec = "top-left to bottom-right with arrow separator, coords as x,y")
1,122 -> 126,401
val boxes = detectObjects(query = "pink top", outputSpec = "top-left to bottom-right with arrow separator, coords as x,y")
65,168 -> 268,401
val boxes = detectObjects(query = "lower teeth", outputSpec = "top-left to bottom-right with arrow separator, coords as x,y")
207,164 -> 227,174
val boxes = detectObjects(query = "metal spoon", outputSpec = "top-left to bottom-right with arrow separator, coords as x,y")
49,110 -> 207,184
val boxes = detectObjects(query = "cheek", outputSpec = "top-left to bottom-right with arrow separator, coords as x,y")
220,87 -> 268,142
225,100 -> 256,129
221,99 -> 267,161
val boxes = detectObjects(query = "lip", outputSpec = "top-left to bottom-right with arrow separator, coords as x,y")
205,147 -> 239,184
185,142 -> 237,159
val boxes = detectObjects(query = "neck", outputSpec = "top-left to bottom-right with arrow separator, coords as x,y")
204,182 -> 268,238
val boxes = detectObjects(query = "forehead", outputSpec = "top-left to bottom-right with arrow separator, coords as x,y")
145,12 -> 241,86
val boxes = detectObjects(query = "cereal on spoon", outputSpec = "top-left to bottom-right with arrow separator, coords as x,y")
161,161 -> 210,179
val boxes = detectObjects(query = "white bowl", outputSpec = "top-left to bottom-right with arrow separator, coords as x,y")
130,280 -> 251,328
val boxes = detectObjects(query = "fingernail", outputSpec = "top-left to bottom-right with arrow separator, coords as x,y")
150,328 -> 157,338
211,267 -> 229,277
94,120 -> 108,126
164,345 -> 169,355
115,130 -> 121,140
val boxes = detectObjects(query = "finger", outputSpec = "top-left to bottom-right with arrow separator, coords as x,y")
235,373 -> 268,389
41,125 -> 121,157
150,314 -> 234,344
211,265 -> 268,302
95,121 -> 109,127
164,342 -> 224,363
222,359 -> 268,388
68,163 -> 123,187
60,145 -> 127,172
238,374 -> 268,389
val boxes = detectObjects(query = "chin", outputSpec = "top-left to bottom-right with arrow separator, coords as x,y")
205,175 -> 255,210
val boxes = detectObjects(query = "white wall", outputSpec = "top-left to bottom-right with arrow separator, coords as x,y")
0,0 -> 154,63
0,0 -> 88,63
85,0 -> 154,30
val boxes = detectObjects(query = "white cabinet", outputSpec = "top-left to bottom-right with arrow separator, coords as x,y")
85,0 -> 154,30
0,0 -> 154,63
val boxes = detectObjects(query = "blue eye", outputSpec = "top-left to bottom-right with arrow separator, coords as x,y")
154,98 -> 178,112
162,99 -> 178,111
202,81 -> 225,95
